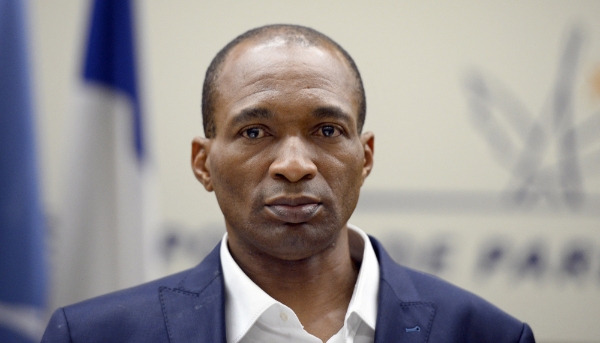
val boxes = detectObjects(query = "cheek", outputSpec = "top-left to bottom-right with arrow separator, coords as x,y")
320,146 -> 364,201
208,152 -> 255,226
209,146 -> 266,201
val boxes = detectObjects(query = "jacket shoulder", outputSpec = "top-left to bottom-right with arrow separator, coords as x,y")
46,269 -> 189,343
401,268 -> 533,342
43,243 -> 224,343
370,236 -> 535,342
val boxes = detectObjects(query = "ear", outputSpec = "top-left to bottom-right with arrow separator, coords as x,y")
191,137 -> 214,192
359,131 -> 375,184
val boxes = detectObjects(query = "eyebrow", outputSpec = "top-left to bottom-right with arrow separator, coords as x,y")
312,106 -> 353,123
231,107 -> 274,126
230,105 -> 353,125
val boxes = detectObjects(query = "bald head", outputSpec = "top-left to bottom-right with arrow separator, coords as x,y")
201,24 -> 366,138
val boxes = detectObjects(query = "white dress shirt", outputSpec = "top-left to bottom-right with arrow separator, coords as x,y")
220,224 -> 380,343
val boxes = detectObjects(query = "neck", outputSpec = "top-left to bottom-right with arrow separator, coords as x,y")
228,226 -> 359,341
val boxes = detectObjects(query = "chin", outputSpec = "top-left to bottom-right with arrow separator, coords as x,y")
253,221 -> 342,261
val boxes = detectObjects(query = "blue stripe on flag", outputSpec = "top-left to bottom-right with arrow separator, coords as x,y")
0,0 -> 47,341
83,0 -> 144,160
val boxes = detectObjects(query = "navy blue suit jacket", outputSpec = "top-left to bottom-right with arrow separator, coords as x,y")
42,236 -> 535,342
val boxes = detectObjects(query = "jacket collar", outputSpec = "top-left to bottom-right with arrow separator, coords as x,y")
158,236 -> 436,343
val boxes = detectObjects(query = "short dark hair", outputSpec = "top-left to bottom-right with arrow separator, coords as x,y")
201,24 -> 366,138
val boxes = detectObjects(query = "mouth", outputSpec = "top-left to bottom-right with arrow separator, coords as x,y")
264,196 -> 323,224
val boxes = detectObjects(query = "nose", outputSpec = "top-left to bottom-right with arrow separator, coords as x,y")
269,137 -> 317,182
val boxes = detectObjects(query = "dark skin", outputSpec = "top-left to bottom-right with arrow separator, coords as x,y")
192,37 -> 374,342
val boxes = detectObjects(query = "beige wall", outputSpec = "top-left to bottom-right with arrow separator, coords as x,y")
31,1 -> 600,341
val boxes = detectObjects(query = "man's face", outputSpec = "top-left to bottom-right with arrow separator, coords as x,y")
192,39 -> 374,261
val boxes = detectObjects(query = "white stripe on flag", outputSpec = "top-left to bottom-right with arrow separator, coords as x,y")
54,84 -> 157,306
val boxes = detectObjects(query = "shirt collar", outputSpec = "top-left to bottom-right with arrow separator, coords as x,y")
220,234 -> 278,343
220,224 -> 380,343
345,223 -> 379,333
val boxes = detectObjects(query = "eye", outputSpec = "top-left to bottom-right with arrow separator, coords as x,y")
241,127 -> 267,139
319,125 -> 342,138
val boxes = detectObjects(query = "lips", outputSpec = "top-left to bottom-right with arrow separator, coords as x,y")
264,196 -> 322,224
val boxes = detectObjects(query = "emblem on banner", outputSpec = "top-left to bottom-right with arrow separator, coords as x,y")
464,27 -> 599,211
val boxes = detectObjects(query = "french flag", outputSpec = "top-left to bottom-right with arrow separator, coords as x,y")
0,1 -> 47,341
53,0 -> 159,308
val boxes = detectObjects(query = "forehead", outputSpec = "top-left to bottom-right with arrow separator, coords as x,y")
213,38 -> 359,125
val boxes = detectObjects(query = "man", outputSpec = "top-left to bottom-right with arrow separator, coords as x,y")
42,24 -> 535,343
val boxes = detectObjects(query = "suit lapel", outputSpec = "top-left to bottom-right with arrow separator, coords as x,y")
159,244 -> 227,343
370,237 -> 436,343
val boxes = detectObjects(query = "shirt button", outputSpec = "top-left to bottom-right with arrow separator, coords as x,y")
280,312 -> 288,322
